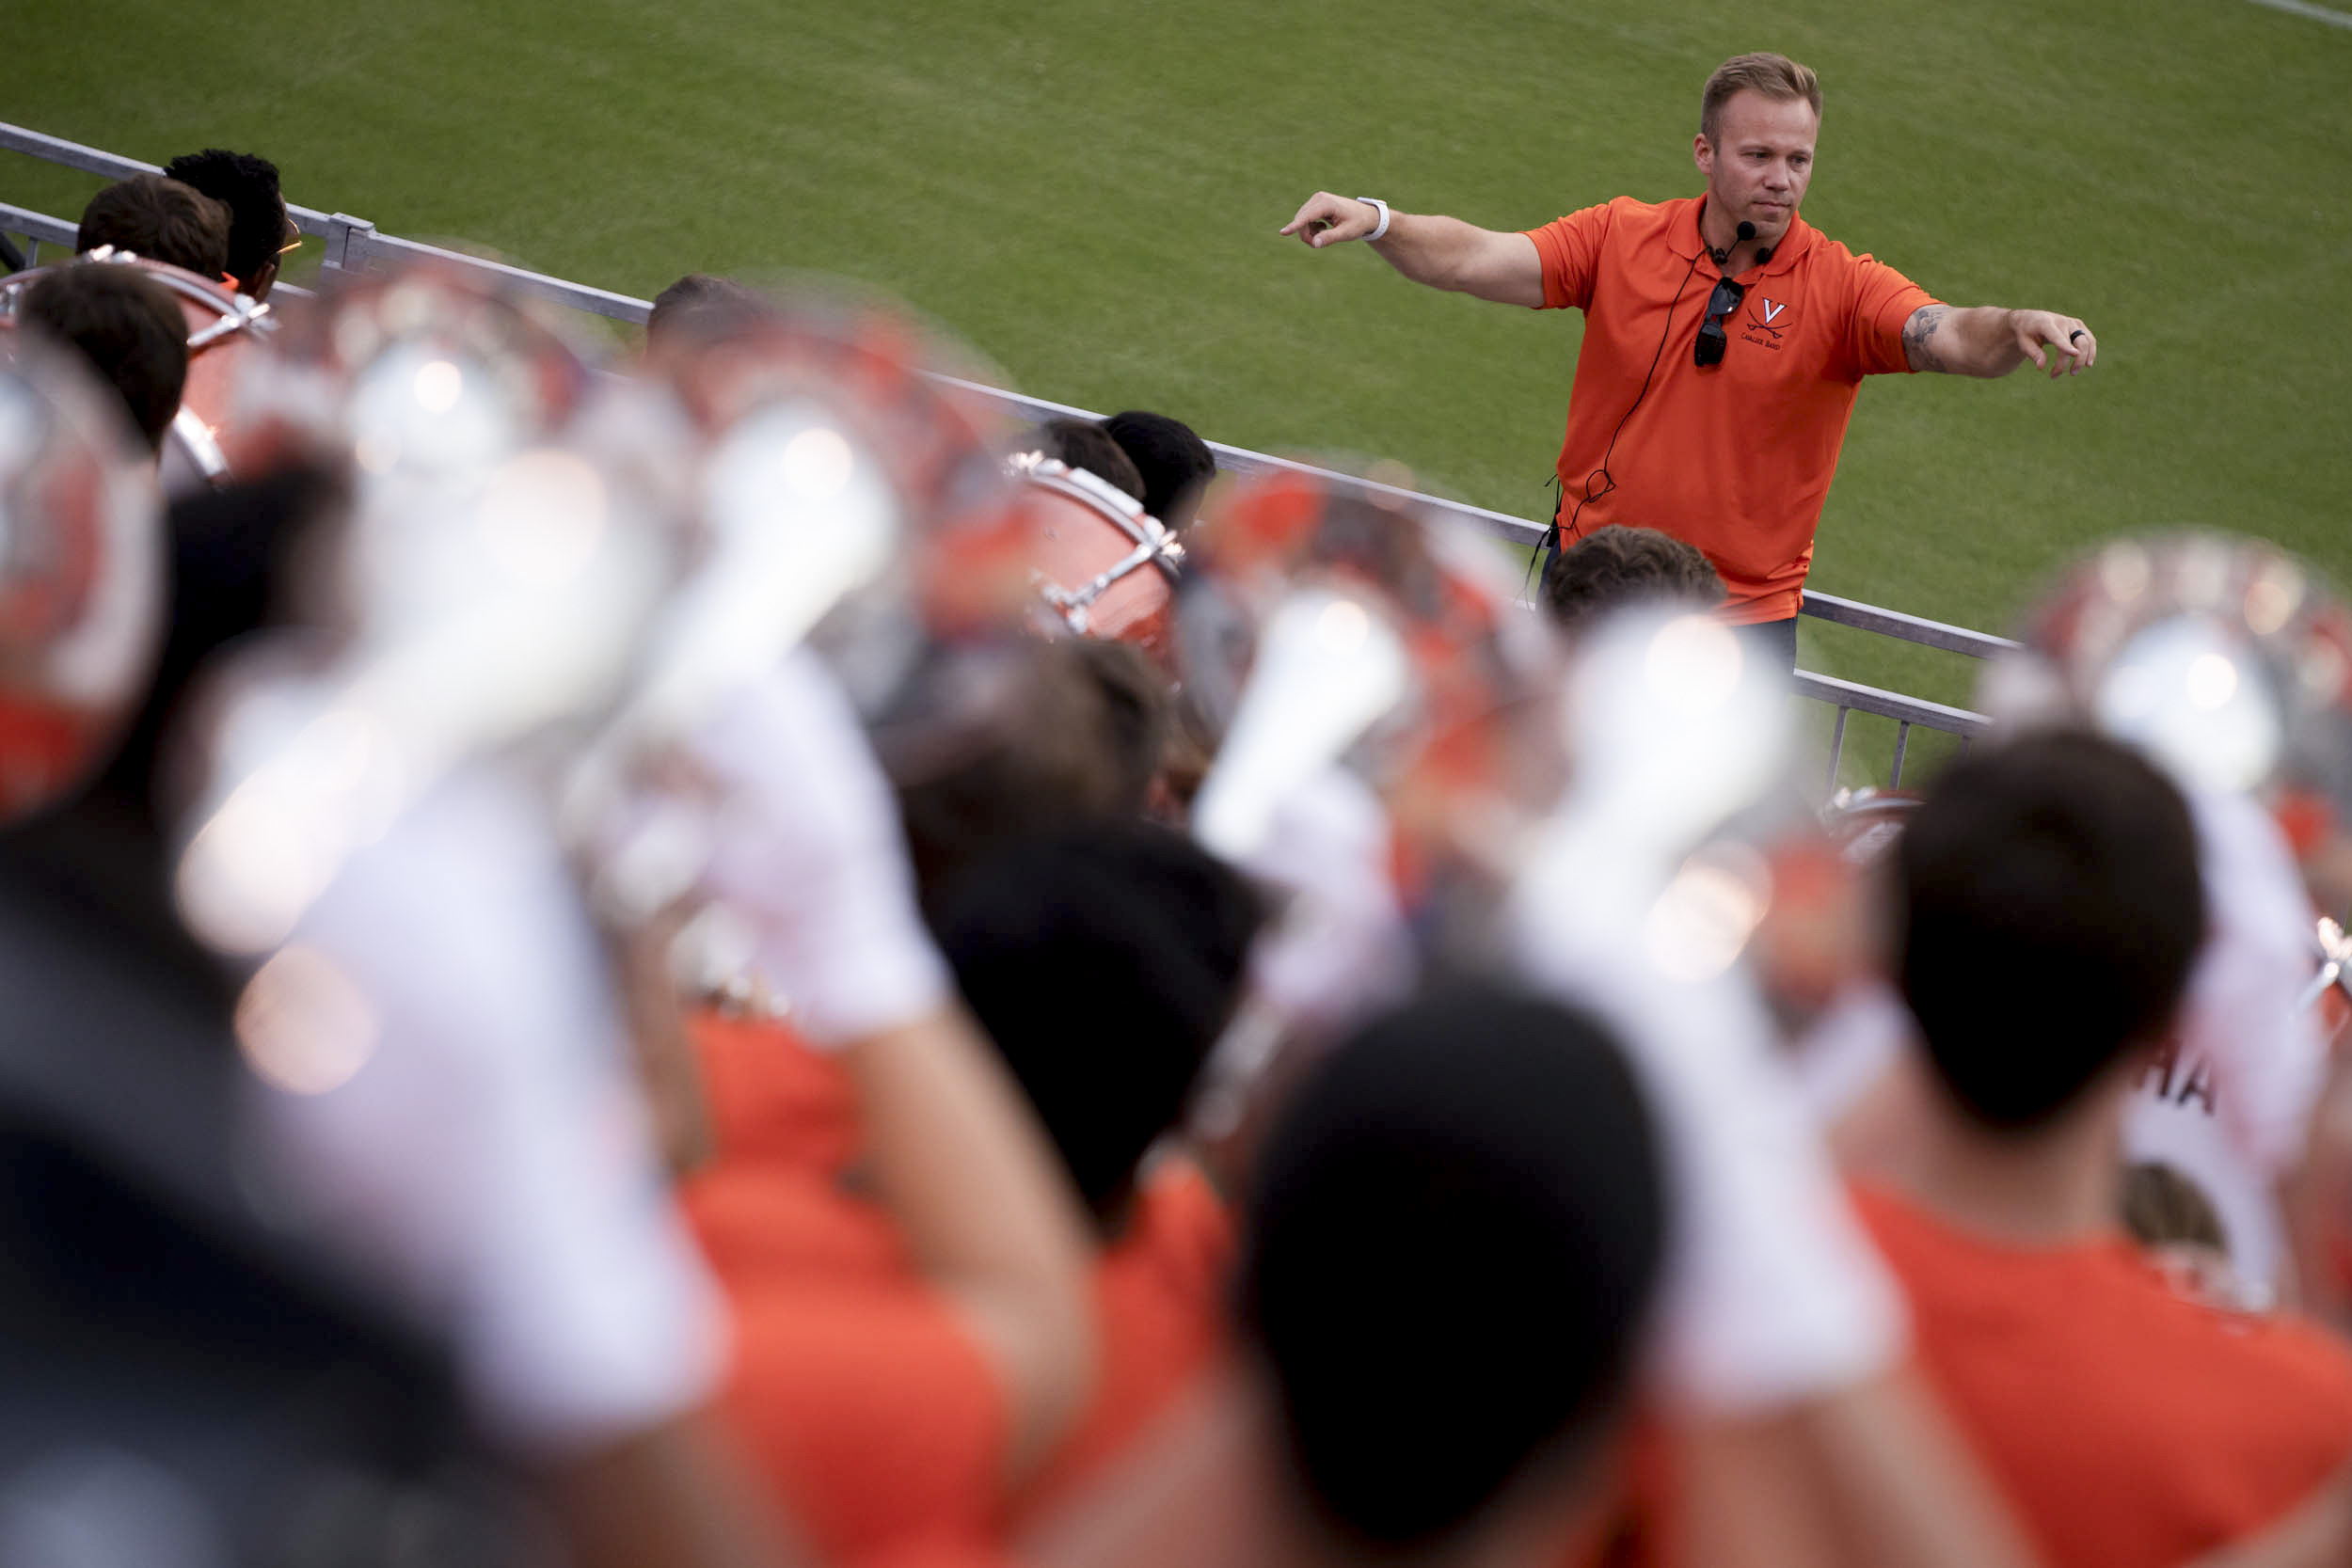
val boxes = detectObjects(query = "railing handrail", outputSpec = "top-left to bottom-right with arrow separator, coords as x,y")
1795,671 -> 1988,736
3,119 -> 1998,777
1799,590 -> 2017,660
0,122 -> 341,234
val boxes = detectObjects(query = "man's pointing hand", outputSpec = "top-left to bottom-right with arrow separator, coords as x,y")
2010,309 -> 2097,377
1279,193 -> 1383,247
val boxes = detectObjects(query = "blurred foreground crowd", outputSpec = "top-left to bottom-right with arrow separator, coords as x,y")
8,156 -> 2352,1568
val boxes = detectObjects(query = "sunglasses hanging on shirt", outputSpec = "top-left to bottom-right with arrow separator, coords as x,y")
1693,277 -> 1746,369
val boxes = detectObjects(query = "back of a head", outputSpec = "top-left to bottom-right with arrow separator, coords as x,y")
1897,729 -> 2204,1132
2122,1161 -> 2230,1255
645,273 -> 771,349
1025,418 -> 1146,504
1539,525 -> 1724,634
1103,410 -> 1216,530
21,266 -> 190,454
1238,980 -> 1665,1553
162,150 -> 288,292
882,640 -> 1136,909
77,174 -> 231,281
1068,637 -> 1172,815
933,822 -> 1260,1227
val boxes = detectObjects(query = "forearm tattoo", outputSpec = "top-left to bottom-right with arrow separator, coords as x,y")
1903,306 -> 1950,372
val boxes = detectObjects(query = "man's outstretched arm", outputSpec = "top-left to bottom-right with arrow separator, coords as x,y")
1901,304 -> 2098,378
1279,192 -> 1546,308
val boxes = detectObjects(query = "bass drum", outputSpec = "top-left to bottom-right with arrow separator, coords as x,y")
0,250 -> 277,495
1016,454 -> 1183,669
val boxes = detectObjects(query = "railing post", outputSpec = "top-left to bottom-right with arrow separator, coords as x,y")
321,214 -> 377,275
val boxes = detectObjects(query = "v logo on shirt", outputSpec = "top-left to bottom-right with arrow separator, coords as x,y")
1742,298 -> 1790,348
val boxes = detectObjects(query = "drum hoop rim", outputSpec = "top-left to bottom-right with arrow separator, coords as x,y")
0,252 -> 274,352
1019,459 -> 1171,544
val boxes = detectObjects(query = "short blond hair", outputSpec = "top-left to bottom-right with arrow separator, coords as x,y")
1699,53 -> 1821,144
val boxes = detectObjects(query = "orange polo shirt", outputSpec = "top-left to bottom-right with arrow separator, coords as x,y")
1524,196 -> 1935,624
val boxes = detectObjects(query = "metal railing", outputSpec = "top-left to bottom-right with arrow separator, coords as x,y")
1797,592 -> 2013,788
3,119 -> 2008,786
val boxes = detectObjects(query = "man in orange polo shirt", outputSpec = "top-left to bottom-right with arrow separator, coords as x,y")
1280,52 -> 2096,666
1862,729 -> 2352,1567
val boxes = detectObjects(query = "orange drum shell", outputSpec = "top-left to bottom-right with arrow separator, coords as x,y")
175,295 -> 256,444
1027,488 -> 1174,668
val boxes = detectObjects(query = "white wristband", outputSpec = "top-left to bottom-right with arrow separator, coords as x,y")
1355,197 -> 1391,243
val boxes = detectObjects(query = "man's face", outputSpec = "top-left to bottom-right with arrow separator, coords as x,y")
1692,90 -> 1818,242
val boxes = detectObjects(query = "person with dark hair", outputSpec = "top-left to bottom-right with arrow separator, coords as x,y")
1282,51 -> 2096,671
885,640 -> 1139,913
939,824 -> 1260,1513
1897,730 -> 2204,1132
1538,523 -> 1725,634
1032,979 -> 1664,1568
1102,410 -> 1216,532
1862,729 -> 2352,1567
163,149 -> 300,300
76,173 -> 231,280
1242,982 -> 1662,1554
1021,418 -> 1147,504
673,636 -> 1185,1560
646,273 -> 771,347
937,823 -> 1256,1227
20,263 -> 189,453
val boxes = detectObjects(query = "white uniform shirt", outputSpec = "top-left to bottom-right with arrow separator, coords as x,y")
243,762 -> 726,1457
2121,786 -> 2326,1295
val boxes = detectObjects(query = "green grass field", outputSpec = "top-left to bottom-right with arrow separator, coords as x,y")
8,0 -> 2348,785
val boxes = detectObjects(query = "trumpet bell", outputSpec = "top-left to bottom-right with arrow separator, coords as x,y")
1193,586 -> 1412,862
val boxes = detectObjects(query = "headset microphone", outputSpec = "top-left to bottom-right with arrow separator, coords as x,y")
1734,220 -> 1778,264
1710,220 -> 1760,267
1710,219 -> 1773,266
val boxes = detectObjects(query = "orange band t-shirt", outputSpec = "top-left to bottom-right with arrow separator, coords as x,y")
1524,197 -> 1934,624
1013,1161 -> 1235,1523
680,1009 -> 1011,1560
682,1011 -> 1236,1562
1856,1186 -> 2352,1568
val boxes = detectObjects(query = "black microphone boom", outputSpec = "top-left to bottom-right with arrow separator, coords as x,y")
1712,219 -> 1772,268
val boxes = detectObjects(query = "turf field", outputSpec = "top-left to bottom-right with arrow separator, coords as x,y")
8,0 -> 2349,784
